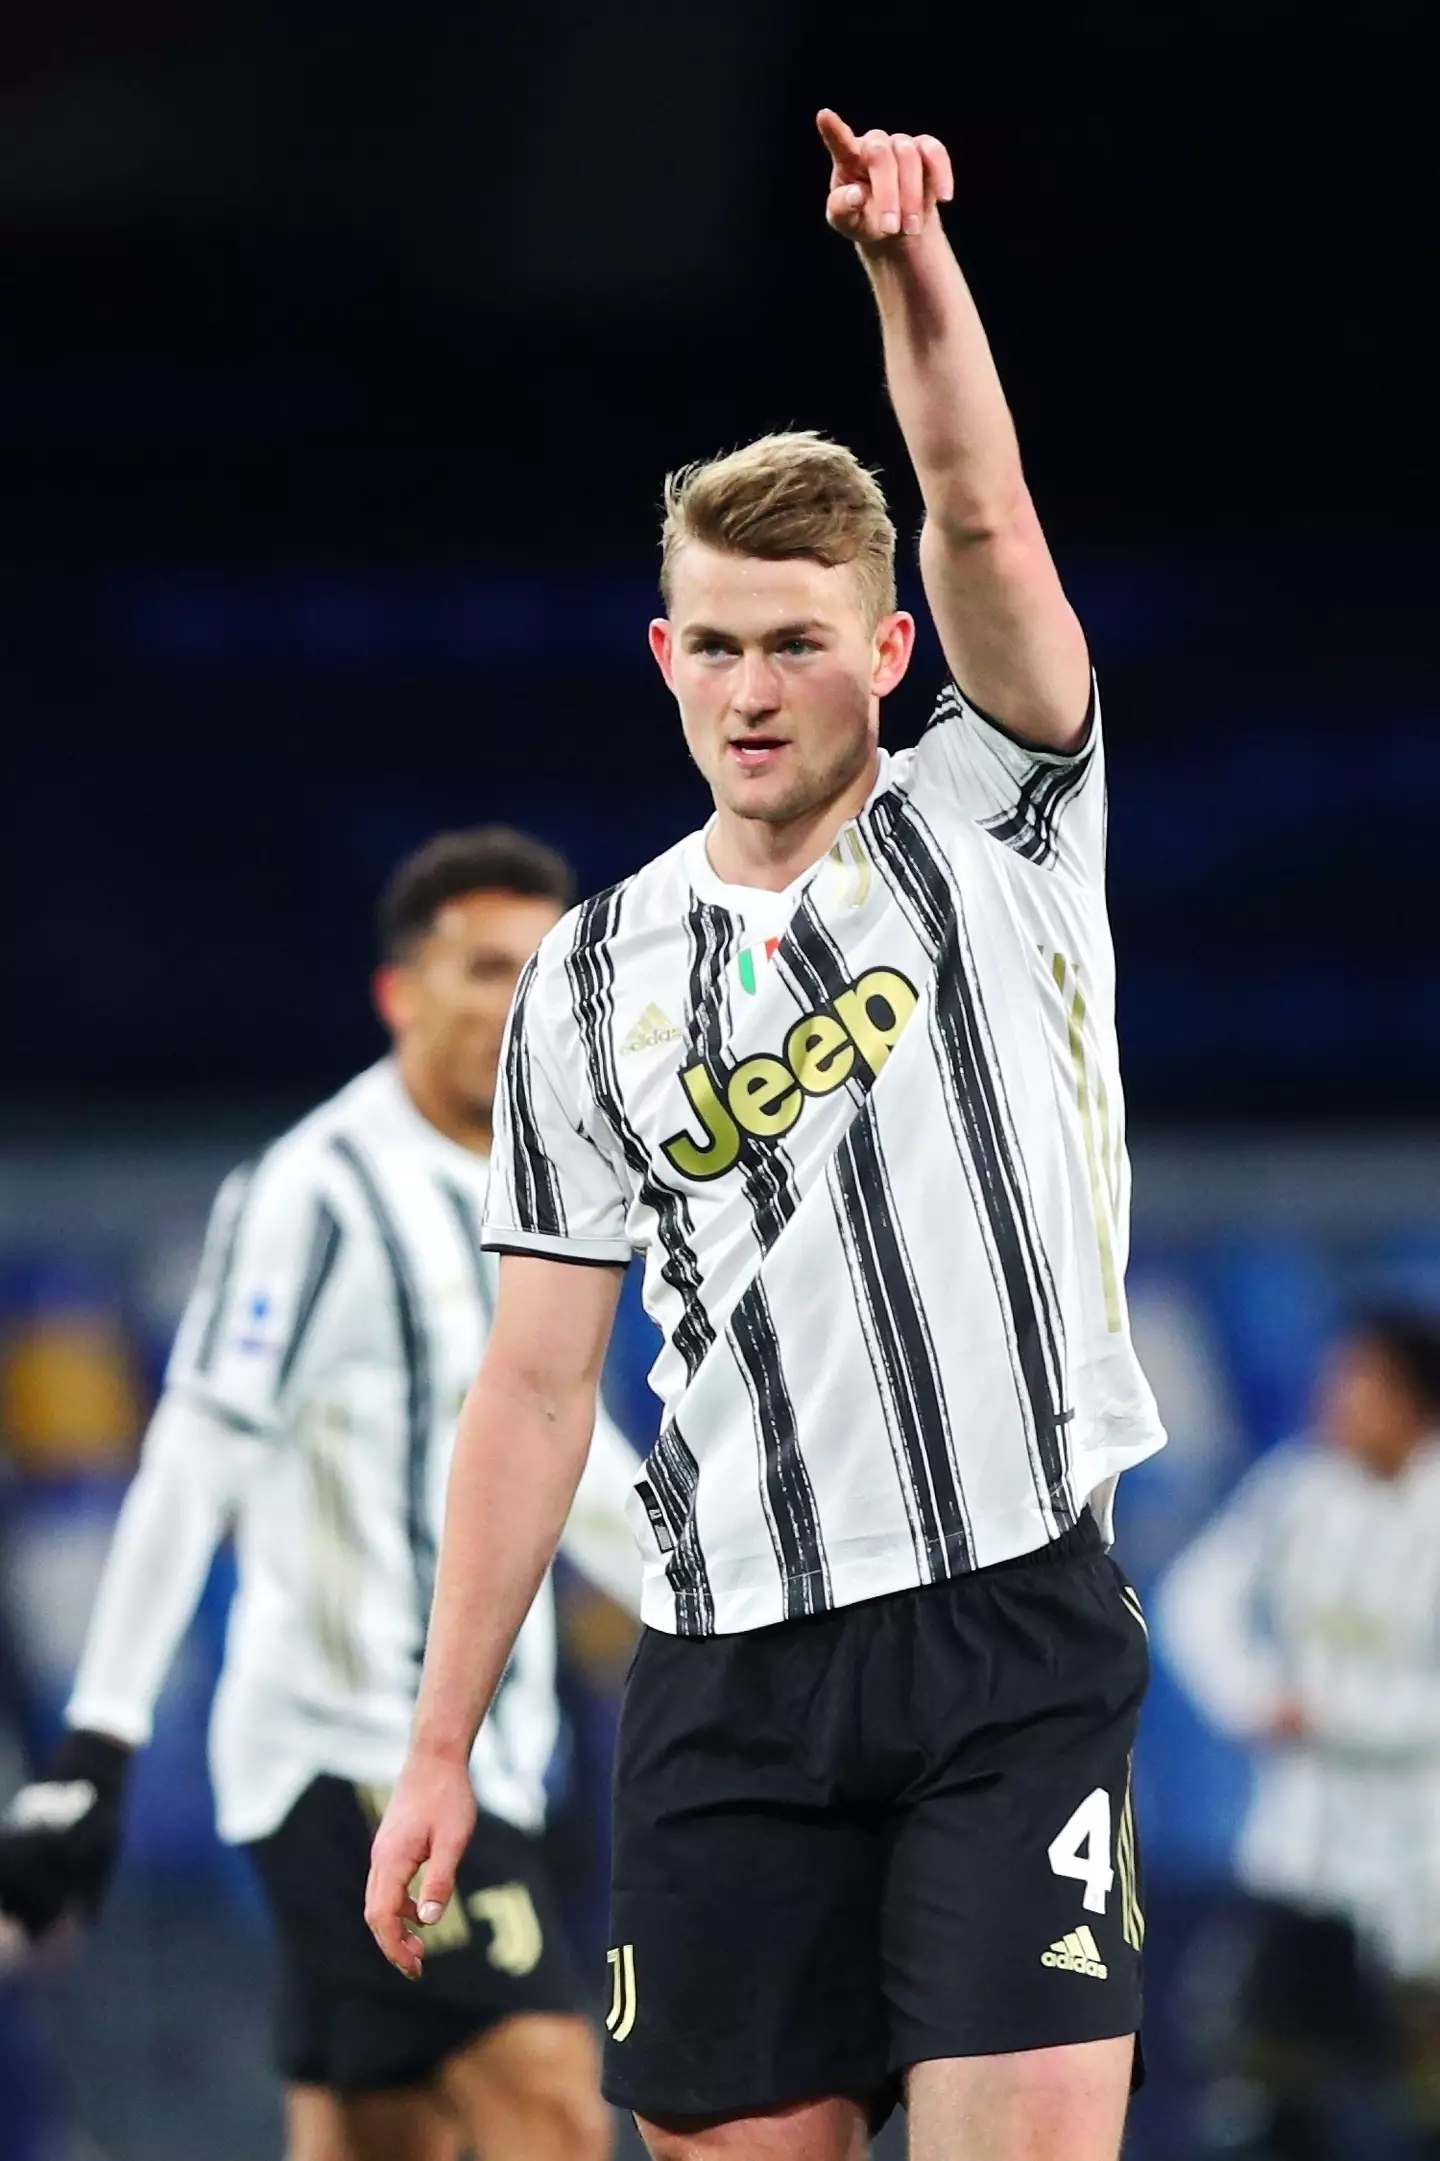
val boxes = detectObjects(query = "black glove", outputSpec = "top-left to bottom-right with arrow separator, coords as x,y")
0,1729 -> 132,1940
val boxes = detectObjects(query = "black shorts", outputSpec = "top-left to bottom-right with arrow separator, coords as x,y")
603,1518 -> 1148,2126
247,1776 -> 585,2093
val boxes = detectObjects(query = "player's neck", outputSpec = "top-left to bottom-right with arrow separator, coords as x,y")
706,751 -> 881,893
1365,1430 -> 1430,1481
395,1050 -> 492,1157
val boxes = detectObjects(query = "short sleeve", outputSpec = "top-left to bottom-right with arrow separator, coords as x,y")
913,674 -> 1106,885
166,1151 -> 344,1434
482,951 -> 632,1266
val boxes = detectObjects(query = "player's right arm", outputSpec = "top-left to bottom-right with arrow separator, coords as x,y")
560,1398 -> 644,1617
368,937 -> 634,1976
366,1253 -> 624,1977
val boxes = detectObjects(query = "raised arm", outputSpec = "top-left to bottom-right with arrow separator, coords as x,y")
818,109 -> 1090,750
366,1252 -> 624,1976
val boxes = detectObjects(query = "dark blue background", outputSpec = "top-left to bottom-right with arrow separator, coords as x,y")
4,4 -> 1435,1123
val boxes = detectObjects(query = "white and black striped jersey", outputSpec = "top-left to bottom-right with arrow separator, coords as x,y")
484,682 -> 1166,1636
1160,1437 -> 1440,1981
68,1059 -> 641,1844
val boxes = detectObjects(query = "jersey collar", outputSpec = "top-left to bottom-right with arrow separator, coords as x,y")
371,1057 -> 492,1177
684,749 -> 893,910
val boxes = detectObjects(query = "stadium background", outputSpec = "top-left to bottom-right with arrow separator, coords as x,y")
2,4 -> 1436,2155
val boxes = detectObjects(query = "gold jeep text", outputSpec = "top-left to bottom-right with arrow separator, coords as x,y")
660,967 -> 919,1181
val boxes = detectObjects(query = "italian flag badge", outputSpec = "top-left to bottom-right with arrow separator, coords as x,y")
736,936 -> 782,996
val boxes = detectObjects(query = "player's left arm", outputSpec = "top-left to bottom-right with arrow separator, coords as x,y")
1301,1663 -> 1440,1758
1155,1452 -> 1296,1741
368,931 -> 634,1976
1295,1580 -> 1440,1758
819,109 -> 1091,752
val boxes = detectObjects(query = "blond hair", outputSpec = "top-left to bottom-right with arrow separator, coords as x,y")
660,430 -> 897,626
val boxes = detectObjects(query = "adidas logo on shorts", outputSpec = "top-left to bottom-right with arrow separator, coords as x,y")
1041,1924 -> 1108,1979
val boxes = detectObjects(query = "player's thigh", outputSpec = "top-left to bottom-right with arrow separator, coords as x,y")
607,1801 -> 885,2123
883,1548 -> 1148,2076
437,2010 -> 612,2161
605,1626 -> 891,2126
285,2084 -> 355,2161
335,2085 -> 462,2161
906,2036 -> 1134,2161
286,2082 -> 461,2161
633,2093 -> 869,2161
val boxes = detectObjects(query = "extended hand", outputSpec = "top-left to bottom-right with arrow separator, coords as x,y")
0,1730 -> 131,1941
817,108 -> 954,249
364,1747 -> 477,1980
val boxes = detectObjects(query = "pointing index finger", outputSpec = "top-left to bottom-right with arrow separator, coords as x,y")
816,108 -> 862,174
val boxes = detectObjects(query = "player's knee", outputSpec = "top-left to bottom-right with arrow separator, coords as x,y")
514,2075 -> 612,2161
451,2026 -> 612,2161
633,2121 -> 696,2161
634,2115 -> 855,2161
563,2083 -> 614,2160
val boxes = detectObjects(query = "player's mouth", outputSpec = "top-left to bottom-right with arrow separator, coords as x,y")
727,737 -> 789,772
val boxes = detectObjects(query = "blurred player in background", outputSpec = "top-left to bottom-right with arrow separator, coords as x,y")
0,827 -> 640,2161
1162,1308 -> 1440,2160
369,112 -> 1162,2161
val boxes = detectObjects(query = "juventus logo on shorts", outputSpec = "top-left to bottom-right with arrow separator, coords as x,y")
468,1883 -> 543,1977
605,1942 -> 637,2042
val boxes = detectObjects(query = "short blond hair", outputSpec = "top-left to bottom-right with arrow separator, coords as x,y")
660,430 -> 897,626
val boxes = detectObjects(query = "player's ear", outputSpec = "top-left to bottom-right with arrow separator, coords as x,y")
373,964 -> 413,1040
648,616 -> 676,689
872,610 -> 916,700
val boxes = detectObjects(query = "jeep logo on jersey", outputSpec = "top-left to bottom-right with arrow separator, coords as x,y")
660,967 -> 919,1181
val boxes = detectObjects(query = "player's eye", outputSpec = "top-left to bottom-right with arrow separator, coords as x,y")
781,637 -> 818,657
693,639 -> 734,660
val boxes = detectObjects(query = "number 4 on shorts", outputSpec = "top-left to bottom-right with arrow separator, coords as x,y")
1047,1788 -> 1115,1915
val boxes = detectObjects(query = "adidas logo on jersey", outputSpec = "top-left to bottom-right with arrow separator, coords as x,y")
620,1003 -> 683,1055
1041,1925 -> 1108,1979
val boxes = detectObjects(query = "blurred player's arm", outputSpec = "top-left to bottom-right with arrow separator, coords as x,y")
67,1391 -> 257,1744
819,109 -> 1090,750
68,1148 -> 329,1747
1,1153 -> 337,1943
1300,1660 -> 1440,1757
1156,1453 -> 1296,1741
0,1390 -> 257,1940
367,1253 -> 624,1976
1294,1590 -> 1440,1757
559,1398 -> 643,1617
